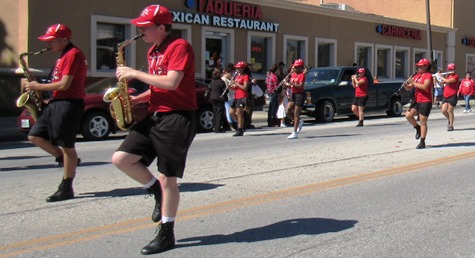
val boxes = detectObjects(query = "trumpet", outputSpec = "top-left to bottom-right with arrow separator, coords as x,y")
432,71 -> 454,77
276,67 -> 295,92
220,71 -> 238,98
433,71 -> 454,83
395,72 -> 418,94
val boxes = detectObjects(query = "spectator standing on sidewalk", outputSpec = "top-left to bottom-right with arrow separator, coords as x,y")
433,68 -> 444,107
458,72 -> 475,113
222,64 -> 237,130
439,63 -> 460,131
266,65 -> 279,127
209,68 -> 227,132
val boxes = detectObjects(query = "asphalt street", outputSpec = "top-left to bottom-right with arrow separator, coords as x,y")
1,109 -> 475,257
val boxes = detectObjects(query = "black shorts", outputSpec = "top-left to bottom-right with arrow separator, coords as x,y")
230,98 -> 247,108
116,111 -> 196,178
289,92 -> 305,107
29,99 -> 84,148
353,96 -> 368,107
413,102 -> 432,117
442,94 -> 458,107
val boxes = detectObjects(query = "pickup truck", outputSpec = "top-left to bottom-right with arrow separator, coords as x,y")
302,66 -> 410,122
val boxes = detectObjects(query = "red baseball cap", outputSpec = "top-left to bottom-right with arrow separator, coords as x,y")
357,68 -> 366,74
234,61 -> 248,68
38,24 -> 71,41
293,59 -> 305,67
415,58 -> 430,67
131,5 -> 173,27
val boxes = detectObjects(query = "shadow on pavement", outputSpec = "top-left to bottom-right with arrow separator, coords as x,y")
77,182 -> 224,198
430,142 -> 475,148
177,218 -> 358,248
0,141 -> 34,150
0,161 -> 109,172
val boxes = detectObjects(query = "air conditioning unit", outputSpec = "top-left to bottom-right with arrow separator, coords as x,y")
320,3 -> 357,12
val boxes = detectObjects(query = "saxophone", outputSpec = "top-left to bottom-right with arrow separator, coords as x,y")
16,48 -> 50,121
103,34 -> 143,130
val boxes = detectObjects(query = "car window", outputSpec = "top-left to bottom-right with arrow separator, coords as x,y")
86,77 -> 118,94
340,70 -> 354,86
85,77 -> 150,95
306,69 -> 339,88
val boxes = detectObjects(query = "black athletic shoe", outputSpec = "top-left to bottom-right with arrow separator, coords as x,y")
356,120 -> 363,127
233,129 -> 244,137
146,181 -> 162,223
416,141 -> 425,149
414,126 -> 421,140
141,222 -> 175,255
46,178 -> 74,202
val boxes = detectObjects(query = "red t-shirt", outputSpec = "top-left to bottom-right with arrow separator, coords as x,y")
148,36 -> 196,112
459,78 -> 475,95
413,72 -> 433,103
234,74 -> 249,99
290,72 -> 305,93
354,76 -> 368,97
52,45 -> 87,99
443,74 -> 460,98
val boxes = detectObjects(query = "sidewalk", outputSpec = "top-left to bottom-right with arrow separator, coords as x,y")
0,110 -> 270,143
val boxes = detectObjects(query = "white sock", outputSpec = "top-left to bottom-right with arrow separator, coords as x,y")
161,216 -> 175,223
143,178 -> 157,189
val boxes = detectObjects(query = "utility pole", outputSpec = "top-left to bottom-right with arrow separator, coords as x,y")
426,0 -> 435,71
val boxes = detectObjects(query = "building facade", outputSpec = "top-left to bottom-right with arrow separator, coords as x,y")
1,0 -> 473,115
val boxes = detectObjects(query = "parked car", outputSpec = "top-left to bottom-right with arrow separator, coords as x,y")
302,66 -> 410,122
17,78 -> 213,140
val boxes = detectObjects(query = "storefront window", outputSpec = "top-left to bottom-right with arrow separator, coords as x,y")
91,15 -> 136,76
316,38 -> 336,67
284,35 -> 307,66
414,50 -> 427,64
432,50 -> 443,70
395,48 -> 409,79
355,43 -> 373,71
376,46 -> 392,79
467,54 -> 475,78
96,23 -> 125,71
250,36 -> 268,74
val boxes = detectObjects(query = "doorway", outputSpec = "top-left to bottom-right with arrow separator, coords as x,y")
205,32 -> 229,81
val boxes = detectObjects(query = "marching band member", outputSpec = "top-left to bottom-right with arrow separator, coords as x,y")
229,61 -> 250,136
439,63 -> 460,131
112,4 -> 196,254
351,68 -> 369,127
26,24 -> 87,202
404,58 -> 433,149
285,59 -> 306,139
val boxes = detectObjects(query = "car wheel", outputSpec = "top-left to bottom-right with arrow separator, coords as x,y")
197,106 -> 213,132
80,111 -> 112,140
387,98 -> 402,117
316,100 -> 335,122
